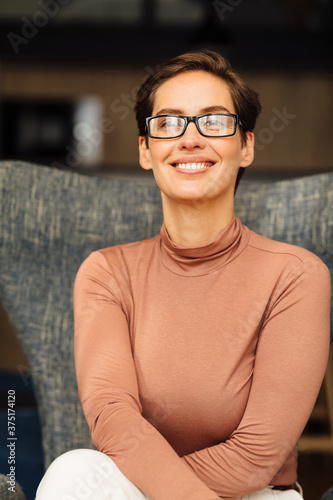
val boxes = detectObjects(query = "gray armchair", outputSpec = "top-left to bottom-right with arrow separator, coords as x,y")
0,161 -> 332,499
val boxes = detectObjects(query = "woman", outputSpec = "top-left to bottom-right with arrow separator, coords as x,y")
36,50 -> 331,500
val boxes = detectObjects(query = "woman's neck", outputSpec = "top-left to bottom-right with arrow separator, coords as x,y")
162,196 -> 234,248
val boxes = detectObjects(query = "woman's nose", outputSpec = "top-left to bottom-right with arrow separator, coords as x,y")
178,122 -> 205,149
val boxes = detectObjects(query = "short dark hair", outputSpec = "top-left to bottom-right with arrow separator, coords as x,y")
135,49 -> 262,190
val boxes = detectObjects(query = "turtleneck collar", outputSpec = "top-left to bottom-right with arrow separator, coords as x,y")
158,215 -> 249,277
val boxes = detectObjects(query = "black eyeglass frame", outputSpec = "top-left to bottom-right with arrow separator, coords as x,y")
145,113 -> 243,139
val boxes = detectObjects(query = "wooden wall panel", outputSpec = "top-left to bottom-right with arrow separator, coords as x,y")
246,71 -> 333,172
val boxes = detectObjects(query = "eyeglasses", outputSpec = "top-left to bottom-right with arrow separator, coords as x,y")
146,113 -> 242,139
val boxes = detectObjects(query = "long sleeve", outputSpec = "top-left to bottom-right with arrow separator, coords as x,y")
181,252 -> 331,498
74,220 -> 331,500
74,251 -> 220,500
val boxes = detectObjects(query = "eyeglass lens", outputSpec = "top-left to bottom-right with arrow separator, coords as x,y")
148,114 -> 236,138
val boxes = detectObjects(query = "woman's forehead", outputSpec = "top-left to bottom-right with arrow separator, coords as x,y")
152,70 -> 235,116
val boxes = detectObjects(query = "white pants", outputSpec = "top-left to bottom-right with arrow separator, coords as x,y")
35,449 -> 303,500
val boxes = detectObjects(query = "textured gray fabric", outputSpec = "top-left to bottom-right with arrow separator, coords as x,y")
236,172 -> 333,330
0,161 -> 332,482
322,488 -> 333,500
0,474 -> 25,500
0,161 -> 163,473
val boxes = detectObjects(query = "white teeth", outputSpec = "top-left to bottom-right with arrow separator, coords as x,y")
174,162 -> 210,170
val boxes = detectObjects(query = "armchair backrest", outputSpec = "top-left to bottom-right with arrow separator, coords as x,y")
0,161 -> 332,471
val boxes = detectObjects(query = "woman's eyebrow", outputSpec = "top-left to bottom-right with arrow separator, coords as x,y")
154,108 -> 183,116
153,105 -> 232,116
201,105 -> 232,114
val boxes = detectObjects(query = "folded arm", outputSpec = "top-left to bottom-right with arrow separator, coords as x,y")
74,251 -> 220,500
181,257 -> 331,498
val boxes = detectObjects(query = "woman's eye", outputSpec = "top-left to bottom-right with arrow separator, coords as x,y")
159,119 -> 177,129
206,120 -> 222,130
170,121 -> 182,130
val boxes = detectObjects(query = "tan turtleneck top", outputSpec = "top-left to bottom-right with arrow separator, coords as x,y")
74,216 -> 331,500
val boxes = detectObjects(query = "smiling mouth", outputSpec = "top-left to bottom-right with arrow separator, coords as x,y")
172,162 -> 214,170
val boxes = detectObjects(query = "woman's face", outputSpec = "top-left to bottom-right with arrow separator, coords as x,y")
139,70 -> 254,208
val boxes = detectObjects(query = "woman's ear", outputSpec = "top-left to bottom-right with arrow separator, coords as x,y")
139,136 -> 153,171
239,131 -> 255,168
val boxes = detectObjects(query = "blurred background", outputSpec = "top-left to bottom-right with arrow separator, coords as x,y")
0,1 -> 332,499
0,0 -> 332,176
